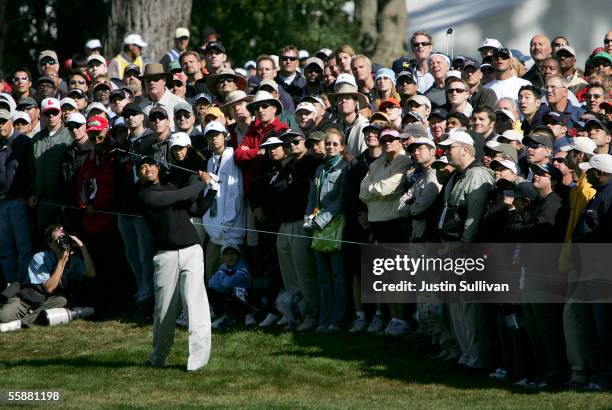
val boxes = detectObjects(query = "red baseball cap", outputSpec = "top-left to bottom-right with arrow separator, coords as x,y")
86,115 -> 109,132
379,98 -> 401,110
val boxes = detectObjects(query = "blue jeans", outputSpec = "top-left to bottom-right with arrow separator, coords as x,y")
314,251 -> 347,327
118,215 -> 154,302
0,199 -> 32,283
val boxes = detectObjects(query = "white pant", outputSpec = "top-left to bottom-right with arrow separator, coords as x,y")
150,244 -> 211,371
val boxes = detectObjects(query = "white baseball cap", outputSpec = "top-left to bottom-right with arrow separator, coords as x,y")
175,27 -> 190,39
479,38 -> 502,50
87,55 -> 106,65
579,154 -> 612,174
168,132 -> 192,148
85,39 -> 102,50
41,98 -> 61,113
560,137 -> 597,155
496,108 -> 516,123
123,34 -> 147,48
490,159 -> 518,174
557,45 -> 576,57
12,111 -> 31,124
60,97 -> 78,110
295,102 -> 316,114
85,102 -> 108,116
244,60 -> 256,69
500,130 -> 524,143
203,120 -> 227,136
65,112 -> 86,126
334,73 -> 357,89
445,70 -> 462,80
298,50 -> 309,59
438,130 -> 474,146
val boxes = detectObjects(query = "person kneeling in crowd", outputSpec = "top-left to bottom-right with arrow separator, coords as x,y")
0,225 -> 95,327
208,245 -> 256,329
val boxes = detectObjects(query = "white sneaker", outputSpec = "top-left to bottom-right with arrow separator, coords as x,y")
259,313 -> 281,328
244,313 -> 257,327
176,310 -> 188,328
514,378 -> 531,388
488,368 -> 508,380
367,315 -> 384,334
348,318 -> 368,333
384,319 -> 410,337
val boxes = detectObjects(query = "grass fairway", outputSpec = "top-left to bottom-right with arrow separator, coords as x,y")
1,316 -> 611,409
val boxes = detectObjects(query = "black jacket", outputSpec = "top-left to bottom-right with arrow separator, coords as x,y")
0,131 -> 32,200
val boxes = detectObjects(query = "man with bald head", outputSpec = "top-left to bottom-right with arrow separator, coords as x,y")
523,34 -> 552,89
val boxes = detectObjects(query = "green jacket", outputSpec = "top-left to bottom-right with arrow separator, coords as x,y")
30,127 -> 72,201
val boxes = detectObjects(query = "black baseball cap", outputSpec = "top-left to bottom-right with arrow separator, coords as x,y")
137,156 -> 157,167
204,41 -> 226,54
396,71 -> 416,84
523,132 -> 554,150
493,48 -> 513,59
67,88 -> 86,99
514,182 -> 539,200
462,57 -> 481,69
543,111 -> 569,126
122,102 -> 143,116
124,64 -> 141,76
530,163 -> 562,181
36,75 -> 55,87
392,57 -> 411,74
429,108 -> 449,121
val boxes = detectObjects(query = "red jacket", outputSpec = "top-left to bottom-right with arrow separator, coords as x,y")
77,151 -> 117,233
234,117 -> 288,198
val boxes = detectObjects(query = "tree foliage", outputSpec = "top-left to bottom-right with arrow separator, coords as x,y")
190,0 -> 357,67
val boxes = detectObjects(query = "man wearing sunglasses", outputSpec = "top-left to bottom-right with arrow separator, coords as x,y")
484,48 -> 531,102
142,63 -> 186,131
30,98 -> 73,232
276,45 -> 306,105
37,50 -> 67,95
173,102 -> 198,138
523,127 -> 554,181
410,31 -> 434,94
16,97 -> 41,136
9,67 -> 33,102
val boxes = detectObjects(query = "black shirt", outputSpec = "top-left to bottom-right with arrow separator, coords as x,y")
138,176 -> 215,250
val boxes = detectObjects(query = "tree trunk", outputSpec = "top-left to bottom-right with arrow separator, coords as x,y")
356,0 -> 378,55
370,0 -> 408,67
106,0 -> 192,63
0,0 -> 6,70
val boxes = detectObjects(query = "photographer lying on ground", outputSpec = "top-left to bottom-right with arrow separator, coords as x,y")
0,225 -> 96,327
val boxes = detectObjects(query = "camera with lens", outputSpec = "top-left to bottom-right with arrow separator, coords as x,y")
56,235 -> 78,252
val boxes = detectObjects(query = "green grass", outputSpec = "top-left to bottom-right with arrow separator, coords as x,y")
1,315 -> 611,409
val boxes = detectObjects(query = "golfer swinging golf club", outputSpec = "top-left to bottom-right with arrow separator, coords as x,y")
137,155 -> 218,371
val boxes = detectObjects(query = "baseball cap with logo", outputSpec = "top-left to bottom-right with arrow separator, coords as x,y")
204,41 -> 226,54
38,50 -> 59,65
175,27 -> 190,39
579,154 -> 612,174
478,38 -> 502,51
41,98 -> 61,113
493,48 -> 513,59
203,120 -> 227,136
86,115 -> 109,132
396,71 -> 416,83
543,111 -> 569,125
438,130 -> 474,146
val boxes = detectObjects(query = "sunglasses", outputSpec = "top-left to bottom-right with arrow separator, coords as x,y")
552,158 -> 565,164
145,76 -> 166,83
66,123 -> 83,130
288,138 -> 304,146
604,39 -> 612,45
254,103 -> 271,110
447,88 -> 466,94
412,41 -> 431,48
149,115 -> 167,122
70,79 -> 86,85
174,112 -> 191,120
40,59 -> 57,66
123,111 -> 141,119
280,56 -> 298,62
173,79 -> 184,88
12,76 -> 28,82
218,77 -> 234,84
43,110 -> 60,117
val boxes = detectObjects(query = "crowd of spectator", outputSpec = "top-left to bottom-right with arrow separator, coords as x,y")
1,25 -> 612,386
